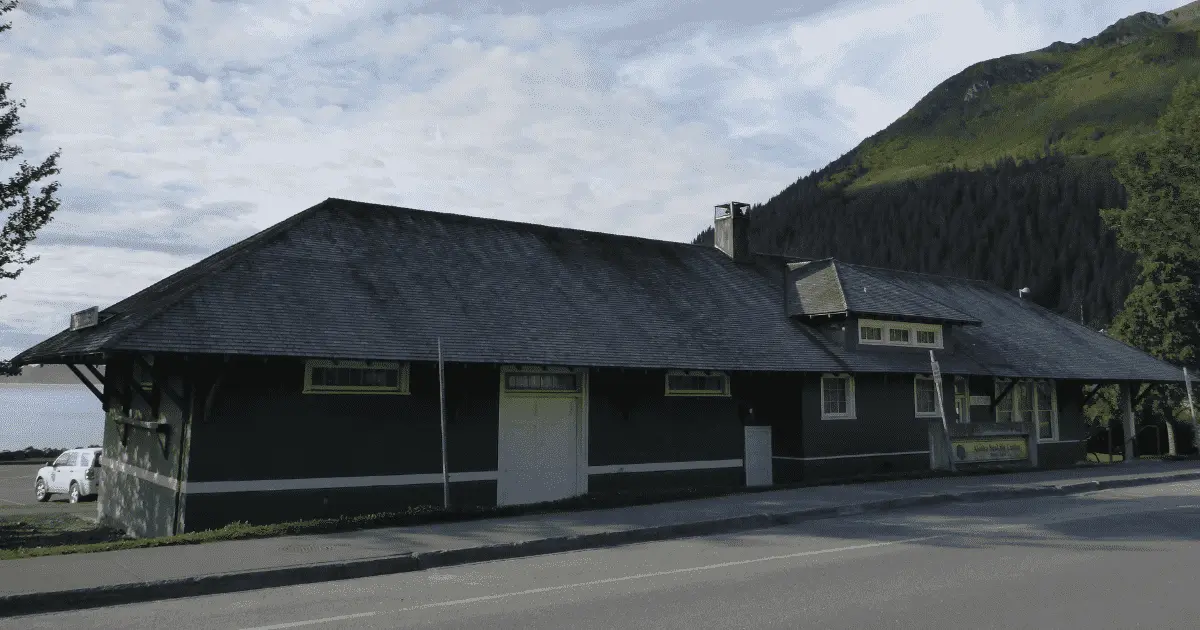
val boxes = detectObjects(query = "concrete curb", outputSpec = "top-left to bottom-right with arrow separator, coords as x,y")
4,470 -> 1200,618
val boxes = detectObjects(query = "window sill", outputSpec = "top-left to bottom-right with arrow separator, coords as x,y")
915,412 -> 941,418
821,415 -> 857,421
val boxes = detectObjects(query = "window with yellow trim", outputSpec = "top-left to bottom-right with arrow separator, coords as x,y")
303,360 -> 410,394
665,370 -> 730,397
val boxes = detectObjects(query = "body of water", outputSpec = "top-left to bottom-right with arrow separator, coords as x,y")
0,384 -> 104,451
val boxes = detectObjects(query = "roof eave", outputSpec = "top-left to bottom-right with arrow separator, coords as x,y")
849,311 -> 983,326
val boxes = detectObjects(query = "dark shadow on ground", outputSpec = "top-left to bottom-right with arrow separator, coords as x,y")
0,514 -> 126,549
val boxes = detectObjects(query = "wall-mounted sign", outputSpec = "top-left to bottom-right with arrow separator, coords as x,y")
952,437 -> 1028,463
969,395 -> 992,406
70,306 -> 99,331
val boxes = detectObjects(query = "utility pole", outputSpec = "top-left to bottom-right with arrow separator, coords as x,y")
438,338 -> 449,509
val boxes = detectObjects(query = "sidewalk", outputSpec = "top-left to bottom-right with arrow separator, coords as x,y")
4,460 -> 1200,617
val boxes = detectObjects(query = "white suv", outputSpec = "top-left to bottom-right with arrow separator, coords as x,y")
34,447 -> 102,504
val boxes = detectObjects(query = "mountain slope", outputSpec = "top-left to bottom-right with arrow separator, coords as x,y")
696,2 -> 1200,327
845,1 -> 1200,189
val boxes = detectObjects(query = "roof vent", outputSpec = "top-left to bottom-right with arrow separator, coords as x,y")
713,202 -> 751,263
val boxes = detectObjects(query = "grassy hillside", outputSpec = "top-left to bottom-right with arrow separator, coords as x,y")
699,153 -> 1139,325
833,1 -> 1200,190
695,3 -> 1200,327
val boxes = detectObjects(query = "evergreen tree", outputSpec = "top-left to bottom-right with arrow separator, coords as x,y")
1100,78 -> 1200,442
1100,78 -> 1200,264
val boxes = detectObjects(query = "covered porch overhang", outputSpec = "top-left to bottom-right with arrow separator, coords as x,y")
1067,375 -> 1195,463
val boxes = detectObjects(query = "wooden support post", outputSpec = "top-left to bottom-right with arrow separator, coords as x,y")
84,363 -> 105,385
65,364 -> 104,405
1131,383 -> 1152,408
132,354 -> 186,413
992,380 -> 1016,410
1119,382 -> 1137,463
1185,368 -> 1198,454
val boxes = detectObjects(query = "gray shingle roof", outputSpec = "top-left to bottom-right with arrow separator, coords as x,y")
786,259 -> 980,324
12,198 -> 1183,382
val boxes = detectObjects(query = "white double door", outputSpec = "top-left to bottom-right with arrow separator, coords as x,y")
497,395 -> 584,506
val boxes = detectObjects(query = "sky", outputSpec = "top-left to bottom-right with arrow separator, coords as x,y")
0,0 -> 1187,360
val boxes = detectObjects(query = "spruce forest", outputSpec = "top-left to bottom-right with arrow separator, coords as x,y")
694,154 -> 1135,328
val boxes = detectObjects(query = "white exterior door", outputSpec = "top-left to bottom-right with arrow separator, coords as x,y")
498,394 -> 582,506
744,425 -> 773,487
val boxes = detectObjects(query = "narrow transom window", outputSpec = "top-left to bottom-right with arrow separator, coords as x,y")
665,371 -> 730,397
917,330 -> 938,345
505,371 -> 580,393
821,374 -> 855,419
889,328 -> 911,343
304,360 -> 409,394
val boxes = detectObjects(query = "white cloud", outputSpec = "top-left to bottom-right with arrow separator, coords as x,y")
0,0 -> 1185,355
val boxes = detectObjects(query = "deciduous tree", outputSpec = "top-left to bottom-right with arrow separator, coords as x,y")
0,0 -> 62,302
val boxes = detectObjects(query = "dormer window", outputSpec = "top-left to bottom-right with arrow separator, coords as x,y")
858,318 -> 943,349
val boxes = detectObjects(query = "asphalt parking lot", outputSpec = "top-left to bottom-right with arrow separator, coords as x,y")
0,463 -> 98,517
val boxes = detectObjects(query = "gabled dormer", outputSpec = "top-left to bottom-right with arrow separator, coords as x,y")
784,259 -> 982,352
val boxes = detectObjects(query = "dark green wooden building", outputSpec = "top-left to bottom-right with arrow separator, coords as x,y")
11,198 -> 1183,537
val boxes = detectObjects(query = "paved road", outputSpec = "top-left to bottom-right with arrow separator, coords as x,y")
12,480 -> 1200,629
0,464 -> 96,517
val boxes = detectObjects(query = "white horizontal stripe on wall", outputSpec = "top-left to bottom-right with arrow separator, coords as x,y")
773,450 -> 930,462
182,470 -> 500,495
106,459 -> 179,492
587,459 -> 744,475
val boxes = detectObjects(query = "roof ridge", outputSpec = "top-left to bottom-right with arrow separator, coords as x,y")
835,259 -> 996,287
101,200 -> 334,352
326,197 -> 717,253
827,260 -> 850,313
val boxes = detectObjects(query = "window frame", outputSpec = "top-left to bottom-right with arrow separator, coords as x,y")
303,359 -> 410,395
913,375 -> 941,418
858,318 -> 943,349
994,378 -> 1059,441
820,373 -> 856,420
502,367 -> 584,395
664,370 -> 731,397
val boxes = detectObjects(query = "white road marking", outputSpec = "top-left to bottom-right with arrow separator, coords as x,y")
239,534 -> 943,630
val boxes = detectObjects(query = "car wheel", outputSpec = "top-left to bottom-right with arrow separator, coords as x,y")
69,482 -> 81,504
35,478 -> 51,502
